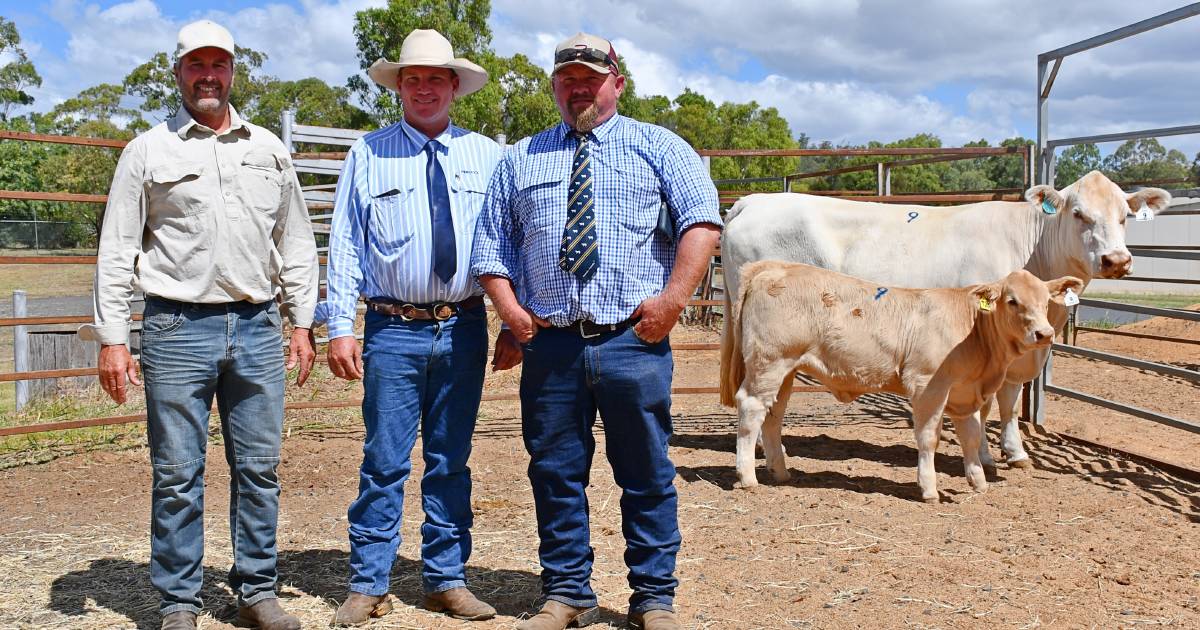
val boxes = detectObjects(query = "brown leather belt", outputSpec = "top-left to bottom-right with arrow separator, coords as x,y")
563,318 -> 635,339
366,295 -> 484,321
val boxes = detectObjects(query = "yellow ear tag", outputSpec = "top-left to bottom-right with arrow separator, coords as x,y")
979,297 -> 993,312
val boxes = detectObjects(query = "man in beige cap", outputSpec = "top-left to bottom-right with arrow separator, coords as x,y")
472,32 -> 720,630
324,28 -> 502,626
83,19 -> 316,630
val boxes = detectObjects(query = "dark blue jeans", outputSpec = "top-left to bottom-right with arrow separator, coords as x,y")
347,305 -> 488,595
520,326 -> 680,614
139,297 -> 286,616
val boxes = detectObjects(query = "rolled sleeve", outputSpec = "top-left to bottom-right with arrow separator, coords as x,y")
81,140 -> 148,346
659,134 -> 722,237
325,143 -> 368,339
274,157 -> 319,329
470,155 -> 520,281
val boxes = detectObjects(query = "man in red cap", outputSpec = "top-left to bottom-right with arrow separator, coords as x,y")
472,31 -> 721,630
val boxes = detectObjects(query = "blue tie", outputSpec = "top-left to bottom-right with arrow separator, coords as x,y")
559,132 -> 599,282
425,141 -> 456,283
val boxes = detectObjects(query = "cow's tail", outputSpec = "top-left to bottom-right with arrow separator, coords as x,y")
720,260 -> 766,407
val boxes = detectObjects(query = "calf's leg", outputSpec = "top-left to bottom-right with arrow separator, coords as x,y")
995,382 -> 1031,468
950,413 -> 988,493
976,396 -> 998,473
734,362 -> 793,489
760,376 -> 794,483
910,392 -> 950,503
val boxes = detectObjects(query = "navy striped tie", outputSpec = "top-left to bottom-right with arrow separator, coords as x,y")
559,132 -> 599,282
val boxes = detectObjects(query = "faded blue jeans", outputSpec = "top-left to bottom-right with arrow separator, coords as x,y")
519,325 -> 680,615
139,296 -> 286,616
347,304 -> 488,595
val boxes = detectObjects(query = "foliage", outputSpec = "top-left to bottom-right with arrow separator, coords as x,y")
246,77 -> 372,136
0,17 -> 42,122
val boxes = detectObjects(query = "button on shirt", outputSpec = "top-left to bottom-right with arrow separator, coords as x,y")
82,107 -> 319,345
324,119 -> 502,339
471,114 -> 721,326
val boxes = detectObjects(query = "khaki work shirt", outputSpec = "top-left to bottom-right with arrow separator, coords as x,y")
81,107 -> 318,345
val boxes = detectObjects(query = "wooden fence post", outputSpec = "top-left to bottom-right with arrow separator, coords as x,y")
13,290 -> 28,410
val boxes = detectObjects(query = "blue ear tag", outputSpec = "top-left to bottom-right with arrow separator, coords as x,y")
1041,199 -> 1058,215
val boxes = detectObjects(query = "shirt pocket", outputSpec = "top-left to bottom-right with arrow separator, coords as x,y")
367,186 -> 416,254
147,161 -> 207,218
611,160 -> 661,236
515,170 -> 566,247
240,151 -> 287,215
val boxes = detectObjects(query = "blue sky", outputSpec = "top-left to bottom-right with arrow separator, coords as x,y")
5,0 -> 1199,157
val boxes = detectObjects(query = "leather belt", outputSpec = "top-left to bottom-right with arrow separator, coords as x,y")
563,318 -> 635,339
366,295 -> 484,321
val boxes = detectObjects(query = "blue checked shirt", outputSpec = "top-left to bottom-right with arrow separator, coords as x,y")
325,119 -> 501,338
471,114 -> 721,326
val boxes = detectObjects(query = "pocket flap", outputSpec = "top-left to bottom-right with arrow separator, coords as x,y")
149,162 -> 204,184
242,151 -> 282,171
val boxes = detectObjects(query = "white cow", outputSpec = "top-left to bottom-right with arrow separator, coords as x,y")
722,263 -> 1081,501
720,171 -> 1170,470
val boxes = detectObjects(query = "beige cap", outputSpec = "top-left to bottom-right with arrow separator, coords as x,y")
175,20 -> 235,60
553,32 -> 619,75
367,29 -> 488,98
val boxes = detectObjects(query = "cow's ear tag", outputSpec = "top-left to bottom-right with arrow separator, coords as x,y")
1135,204 -> 1154,222
978,297 -> 993,312
1041,199 -> 1058,215
1063,287 -> 1080,306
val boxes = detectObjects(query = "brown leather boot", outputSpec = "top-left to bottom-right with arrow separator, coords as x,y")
515,600 -> 599,630
235,598 -> 300,630
331,592 -> 393,627
160,611 -> 196,630
422,586 -> 497,620
627,609 -> 681,630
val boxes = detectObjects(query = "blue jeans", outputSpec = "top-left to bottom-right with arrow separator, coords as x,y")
347,305 -> 487,595
520,326 -> 680,614
139,297 -> 286,616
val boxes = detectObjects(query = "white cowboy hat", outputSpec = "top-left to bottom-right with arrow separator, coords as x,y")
367,29 -> 488,98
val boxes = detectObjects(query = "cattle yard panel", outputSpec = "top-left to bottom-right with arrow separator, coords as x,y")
1031,4 -> 1200,432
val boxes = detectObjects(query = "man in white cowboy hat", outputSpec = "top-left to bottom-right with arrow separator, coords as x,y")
472,32 -> 720,630
324,28 -> 503,626
82,19 -> 317,630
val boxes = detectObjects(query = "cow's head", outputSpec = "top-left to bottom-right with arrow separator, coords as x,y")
1025,171 -> 1171,280
974,270 -> 1083,350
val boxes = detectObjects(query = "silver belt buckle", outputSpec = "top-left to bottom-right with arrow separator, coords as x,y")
578,320 -> 601,339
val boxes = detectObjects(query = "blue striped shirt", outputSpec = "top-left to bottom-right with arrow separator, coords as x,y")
325,119 -> 501,338
471,114 -> 721,326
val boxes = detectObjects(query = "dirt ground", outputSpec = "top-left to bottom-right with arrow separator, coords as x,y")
0,317 -> 1197,629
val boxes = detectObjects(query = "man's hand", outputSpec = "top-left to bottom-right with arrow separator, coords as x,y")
497,303 -> 551,344
98,344 -> 141,404
491,329 -> 523,371
327,335 -> 363,381
286,327 -> 316,386
631,293 -> 686,344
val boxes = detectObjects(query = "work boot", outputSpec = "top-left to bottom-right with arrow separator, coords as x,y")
331,592 -> 393,627
161,611 -> 197,630
236,598 -> 300,630
515,600 -> 599,630
627,609 -> 681,630
422,586 -> 496,620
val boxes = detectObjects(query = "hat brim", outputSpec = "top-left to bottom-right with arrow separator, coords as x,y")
368,57 -> 488,98
552,59 -> 614,75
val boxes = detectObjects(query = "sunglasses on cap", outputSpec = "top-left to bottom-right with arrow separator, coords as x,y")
555,47 -> 618,71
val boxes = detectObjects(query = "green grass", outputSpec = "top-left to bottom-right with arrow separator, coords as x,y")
1085,292 -> 1200,310
0,388 -> 146,468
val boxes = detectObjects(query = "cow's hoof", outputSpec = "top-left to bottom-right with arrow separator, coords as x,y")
982,462 -> 998,476
1008,458 -> 1033,470
921,494 -> 940,504
971,481 -> 989,494
769,470 -> 792,484
733,479 -> 759,491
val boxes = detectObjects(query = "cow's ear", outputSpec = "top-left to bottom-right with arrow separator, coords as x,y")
1025,185 -> 1065,213
971,284 -> 1001,313
1046,276 -> 1084,304
1126,187 -> 1171,216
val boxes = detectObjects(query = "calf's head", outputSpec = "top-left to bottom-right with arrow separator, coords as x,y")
973,270 -> 1084,350
1026,171 -> 1170,280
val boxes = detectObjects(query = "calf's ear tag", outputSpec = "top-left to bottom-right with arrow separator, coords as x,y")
1135,204 -> 1154,222
978,297 -> 993,312
1041,199 -> 1058,215
1063,287 -> 1080,306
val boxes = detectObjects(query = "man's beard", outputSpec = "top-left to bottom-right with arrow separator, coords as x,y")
186,82 -> 227,114
574,103 -> 600,133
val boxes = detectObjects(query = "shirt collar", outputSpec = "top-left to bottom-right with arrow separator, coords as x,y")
560,113 -> 623,144
401,118 -> 454,151
172,105 -> 250,139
